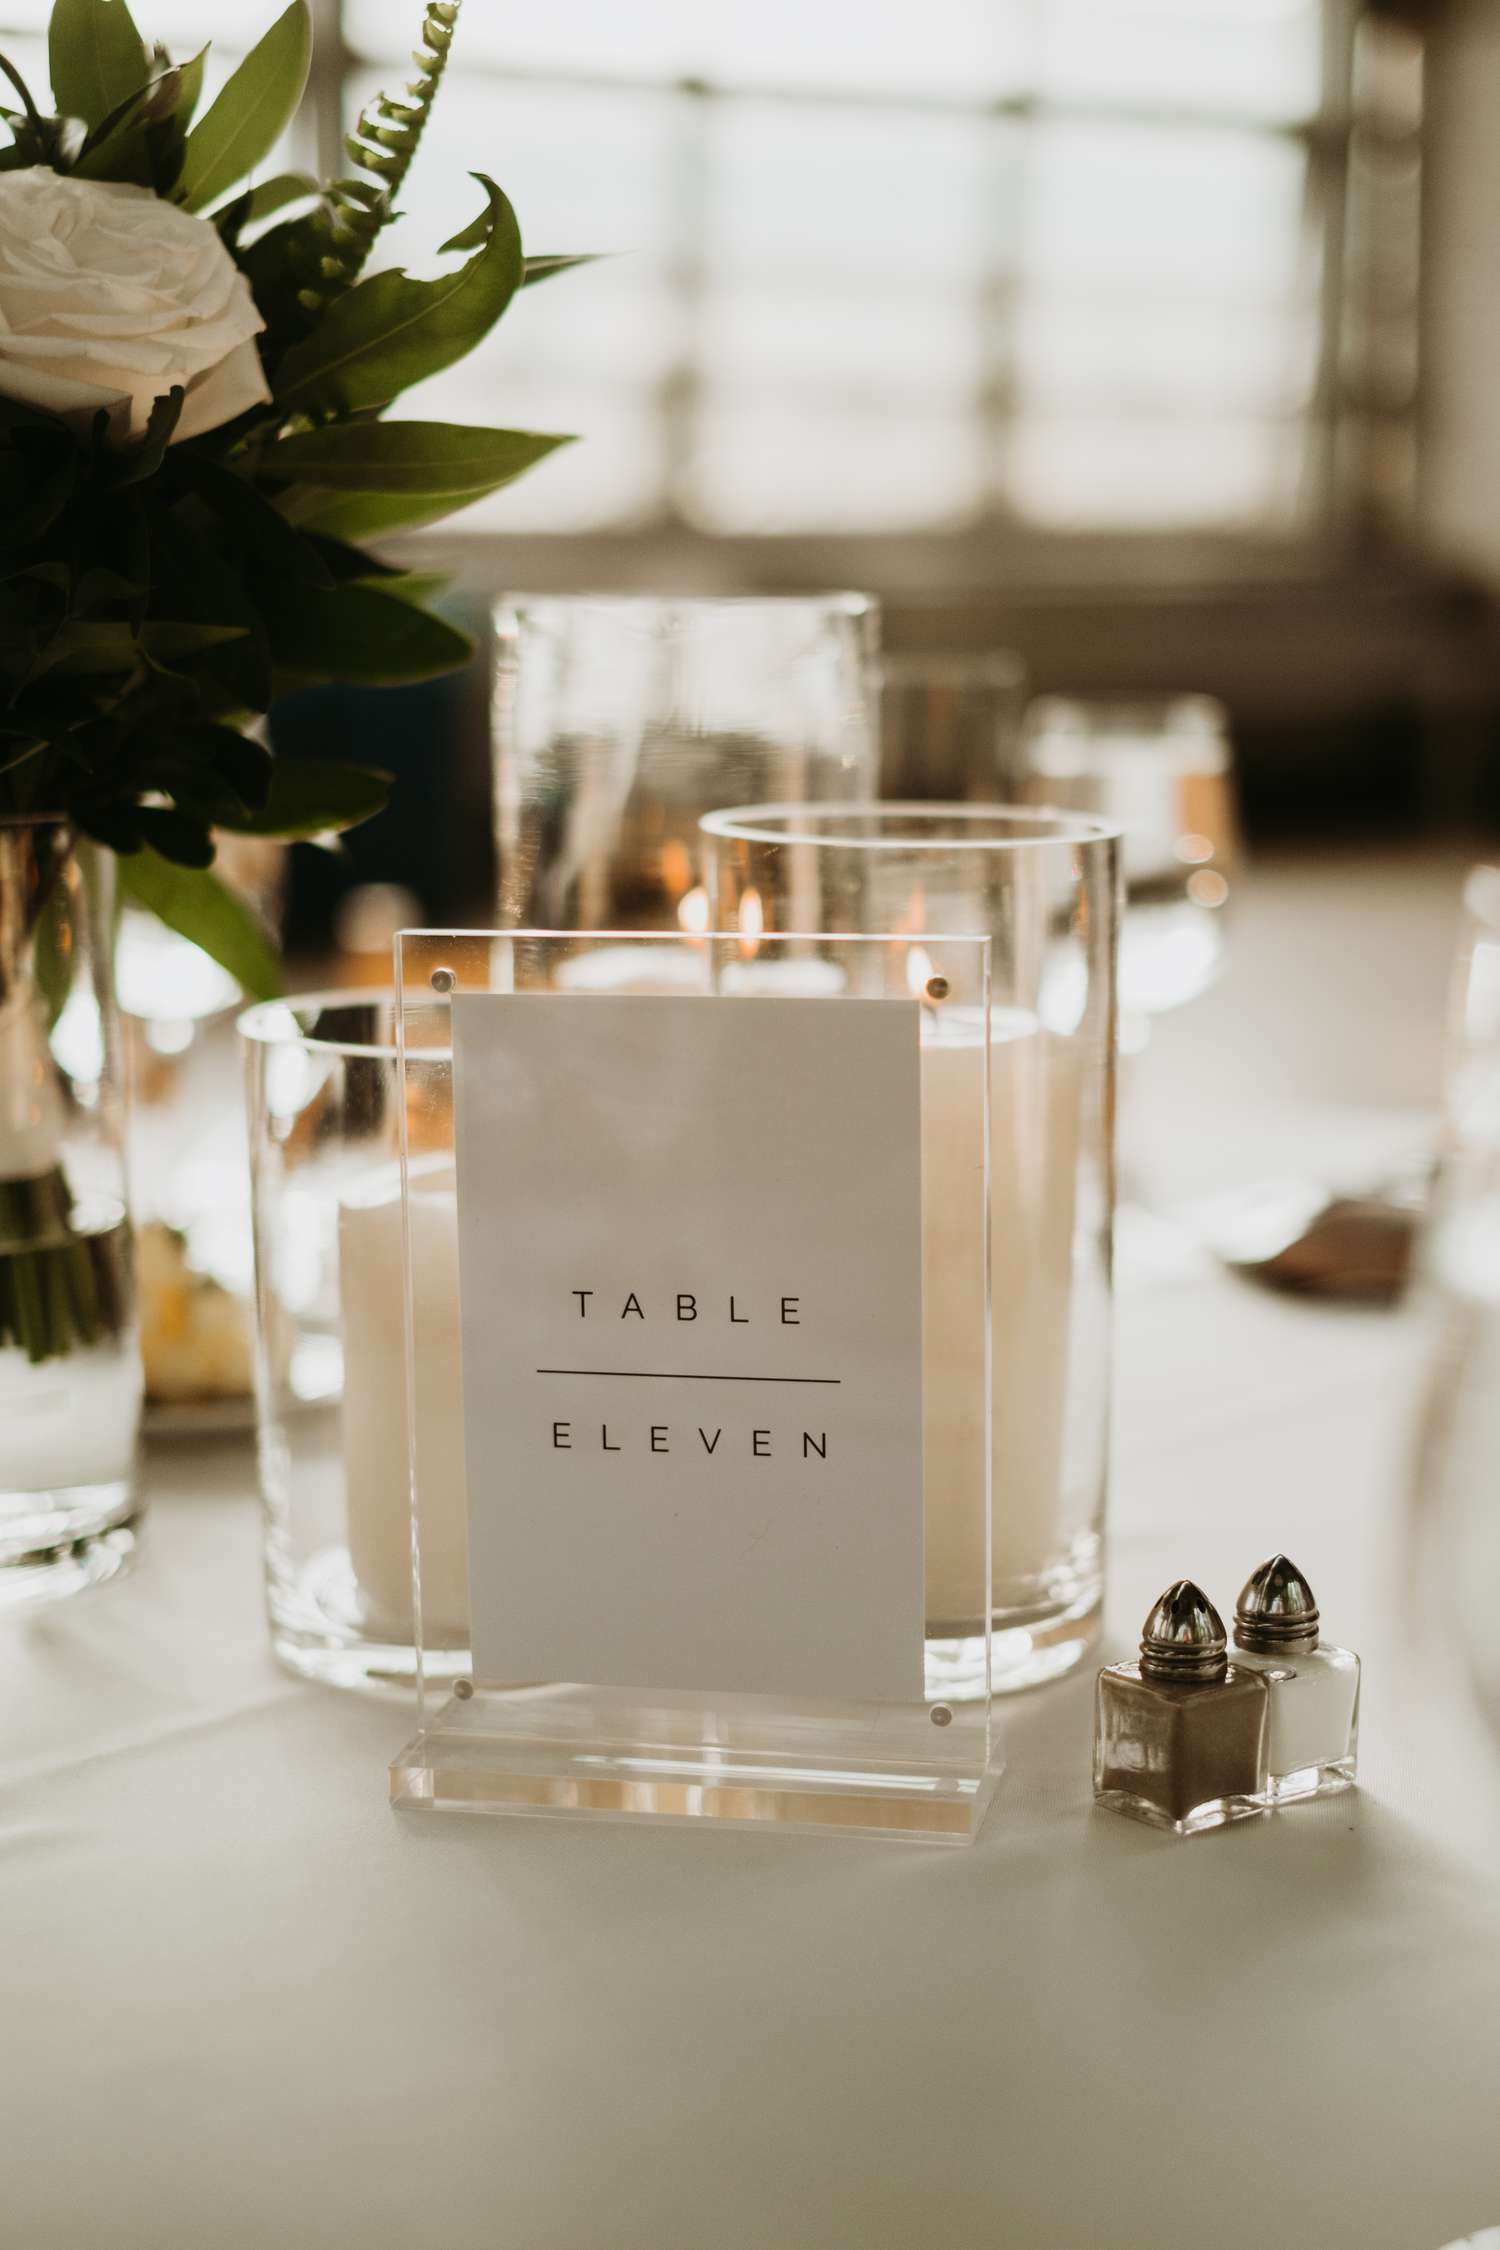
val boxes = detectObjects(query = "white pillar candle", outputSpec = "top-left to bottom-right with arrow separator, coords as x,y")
553,946 -> 707,996
338,1165 -> 469,1638
921,1008 -> 1082,1631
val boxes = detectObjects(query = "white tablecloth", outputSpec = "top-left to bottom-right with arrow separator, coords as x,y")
5,850 -> 1500,2250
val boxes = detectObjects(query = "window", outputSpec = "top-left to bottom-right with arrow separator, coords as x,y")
1,1 -> 1424,547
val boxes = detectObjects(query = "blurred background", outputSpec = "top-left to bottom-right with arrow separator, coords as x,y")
6,0 -> 1500,945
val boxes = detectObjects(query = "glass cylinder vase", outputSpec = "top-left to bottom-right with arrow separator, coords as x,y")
493,594 -> 878,948
701,803 -> 1121,1693
0,818 -> 141,1608
241,990 -> 466,1692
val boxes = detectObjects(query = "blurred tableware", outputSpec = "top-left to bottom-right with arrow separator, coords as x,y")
1018,694 -> 1240,1285
241,991 -> 460,1694
878,649 -> 1027,801
702,802 -> 1119,1695
1437,863 -> 1500,1205
0,820 -> 141,1609
331,882 -> 425,990
494,594 -> 878,938
1018,695 -> 1239,1043
1412,867 -> 1500,1749
1216,865 -> 1500,1308
1414,1193 -> 1500,1752
1204,1175 -> 1422,1304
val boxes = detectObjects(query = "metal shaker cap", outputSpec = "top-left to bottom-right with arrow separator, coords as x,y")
1138,1580 -> 1229,1682
1234,1555 -> 1320,1655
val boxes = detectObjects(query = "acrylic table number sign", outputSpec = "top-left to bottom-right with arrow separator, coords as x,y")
389,928 -> 999,1842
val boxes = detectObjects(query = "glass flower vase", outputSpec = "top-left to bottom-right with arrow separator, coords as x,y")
0,818 -> 142,1608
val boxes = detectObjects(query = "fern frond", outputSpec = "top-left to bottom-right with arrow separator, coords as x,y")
304,2 -> 459,314
242,2 -> 461,361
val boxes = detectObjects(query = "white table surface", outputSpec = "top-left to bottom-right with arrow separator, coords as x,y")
6,847 -> 1500,2250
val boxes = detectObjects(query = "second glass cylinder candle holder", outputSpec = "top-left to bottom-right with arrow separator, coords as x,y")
493,594 -> 878,941
702,804 -> 1121,1693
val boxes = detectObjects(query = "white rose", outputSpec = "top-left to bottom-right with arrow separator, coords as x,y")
0,168 -> 270,444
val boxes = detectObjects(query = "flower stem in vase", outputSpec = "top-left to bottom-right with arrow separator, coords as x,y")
0,1166 -> 128,1364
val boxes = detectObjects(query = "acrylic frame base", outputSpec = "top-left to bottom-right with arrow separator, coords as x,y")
392,1680 -> 1003,1845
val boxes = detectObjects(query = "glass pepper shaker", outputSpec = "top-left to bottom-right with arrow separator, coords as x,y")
1093,1580 -> 1270,1836
1230,1555 -> 1359,1803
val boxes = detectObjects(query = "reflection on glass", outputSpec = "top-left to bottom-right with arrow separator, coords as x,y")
1019,694 -> 1240,1037
494,595 -> 877,936
879,651 -> 1028,802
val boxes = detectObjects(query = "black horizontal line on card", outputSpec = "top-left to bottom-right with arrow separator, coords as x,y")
535,1369 -> 842,1386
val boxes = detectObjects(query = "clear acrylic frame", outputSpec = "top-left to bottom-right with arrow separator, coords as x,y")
389,928 -> 998,1843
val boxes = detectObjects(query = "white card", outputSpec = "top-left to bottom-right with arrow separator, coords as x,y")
450,991 -> 925,1702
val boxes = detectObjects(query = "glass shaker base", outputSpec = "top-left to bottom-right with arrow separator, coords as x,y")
1264,1756 -> 1357,1805
0,1476 -> 140,1611
1094,1786 -> 1267,1838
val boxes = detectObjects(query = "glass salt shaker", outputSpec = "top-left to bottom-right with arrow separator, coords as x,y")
1231,1555 -> 1359,1804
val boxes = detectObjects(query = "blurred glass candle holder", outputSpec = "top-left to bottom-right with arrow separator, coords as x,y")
1018,695 -> 1238,1043
701,803 -> 1120,1694
493,593 -> 878,945
878,650 -> 1028,801
241,990 -> 467,1692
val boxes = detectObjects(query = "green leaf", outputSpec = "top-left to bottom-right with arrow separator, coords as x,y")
173,453 -> 331,588
176,0 -> 311,214
263,421 -> 573,497
72,59 -> 190,184
215,756 -> 391,839
143,621 -> 249,663
134,722 -> 272,814
135,805 -> 214,867
73,566 -> 148,608
0,428 -> 77,547
49,0 -> 149,131
212,169 -> 318,248
38,619 -> 247,675
267,580 -> 471,683
173,42 -> 207,128
274,484 -> 494,542
0,730 -> 45,779
273,175 -> 523,418
119,848 -> 282,1000
522,253 -> 600,288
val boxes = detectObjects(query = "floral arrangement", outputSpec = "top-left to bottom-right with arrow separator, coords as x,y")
0,0 -> 580,1368
0,0 -> 579,991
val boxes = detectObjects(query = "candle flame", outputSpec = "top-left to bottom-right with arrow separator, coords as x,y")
677,885 -> 710,939
659,839 -> 693,901
906,944 -> 937,998
737,885 -> 764,960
